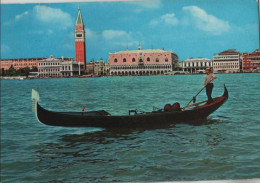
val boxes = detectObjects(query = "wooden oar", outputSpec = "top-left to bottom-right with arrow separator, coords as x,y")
182,100 -> 208,110
184,87 -> 205,108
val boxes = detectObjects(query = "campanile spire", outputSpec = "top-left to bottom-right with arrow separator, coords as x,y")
76,7 -> 84,25
75,8 -> 86,70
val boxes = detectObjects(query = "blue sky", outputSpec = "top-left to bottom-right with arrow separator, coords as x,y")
1,0 -> 259,62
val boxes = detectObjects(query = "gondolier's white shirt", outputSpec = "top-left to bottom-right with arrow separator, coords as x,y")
205,73 -> 216,84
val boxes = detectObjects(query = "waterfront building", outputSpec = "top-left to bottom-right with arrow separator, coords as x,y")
182,58 -> 212,74
0,58 -> 43,71
85,59 -> 110,76
93,59 -> 107,76
104,62 -> 110,76
175,61 -> 183,71
242,49 -> 260,71
75,8 -> 86,70
213,49 -> 241,73
38,55 -> 83,77
38,55 -> 63,77
108,45 -> 178,76
60,61 -> 84,77
85,62 -> 94,75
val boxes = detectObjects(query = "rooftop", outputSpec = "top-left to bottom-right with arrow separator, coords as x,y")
111,48 -> 173,55
184,58 -> 212,62
218,49 -> 240,55
252,49 -> 260,54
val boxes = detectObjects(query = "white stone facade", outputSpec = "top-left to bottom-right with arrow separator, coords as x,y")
213,49 -> 241,73
38,55 -> 83,77
60,61 -> 84,77
38,56 -> 62,77
182,58 -> 212,73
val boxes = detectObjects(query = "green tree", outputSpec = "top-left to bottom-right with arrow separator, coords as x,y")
31,66 -> 38,72
20,67 -> 30,76
6,65 -> 16,76
1,68 -> 6,76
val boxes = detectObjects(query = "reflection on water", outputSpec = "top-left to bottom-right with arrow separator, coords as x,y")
34,126 -> 226,182
60,128 -> 144,145
34,117 -> 225,182
57,117 -> 222,147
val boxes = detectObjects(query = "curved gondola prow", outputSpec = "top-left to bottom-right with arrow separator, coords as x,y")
223,84 -> 228,99
32,89 -> 44,125
32,89 -> 40,112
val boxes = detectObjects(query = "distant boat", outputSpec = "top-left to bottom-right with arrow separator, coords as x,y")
31,85 -> 228,128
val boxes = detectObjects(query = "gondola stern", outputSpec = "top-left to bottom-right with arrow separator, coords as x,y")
223,84 -> 228,99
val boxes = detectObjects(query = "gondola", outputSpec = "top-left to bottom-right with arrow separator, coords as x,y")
32,85 -> 228,128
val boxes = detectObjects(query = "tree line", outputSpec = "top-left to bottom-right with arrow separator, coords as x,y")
1,65 -> 38,77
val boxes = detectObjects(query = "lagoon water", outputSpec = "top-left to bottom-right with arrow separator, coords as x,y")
1,74 -> 260,182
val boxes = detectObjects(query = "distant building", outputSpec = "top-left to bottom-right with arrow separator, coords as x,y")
104,62 -> 110,76
93,59 -> 109,76
182,58 -> 212,74
213,49 -> 241,73
242,49 -> 260,71
75,8 -> 86,70
85,59 -> 110,76
60,60 -> 84,77
85,62 -> 94,75
38,55 -> 63,77
38,55 -> 82,77
174,61 -> 183,71
108,45 -> 178,76
0,58 -> 43,71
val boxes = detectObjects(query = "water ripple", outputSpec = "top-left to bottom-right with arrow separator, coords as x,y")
1,74 -> 260,182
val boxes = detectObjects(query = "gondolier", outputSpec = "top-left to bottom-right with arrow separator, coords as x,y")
204,67 -> 217,104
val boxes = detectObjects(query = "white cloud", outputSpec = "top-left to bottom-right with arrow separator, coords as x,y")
102,30 -> 130,40
33,5 -> 73,29
85,28 -> 102,40
84,29 -> 140,47
15,11 -> 29,21
182,6 -> 230,35
149,19 -> 159,26
101,29 -> 141,47
125,0 -> 162,13
161,13 -> 179,26
85,28 -> 95,38
150,13 -> 179,26
4,5 -> 73,31
3,11 -> 29,26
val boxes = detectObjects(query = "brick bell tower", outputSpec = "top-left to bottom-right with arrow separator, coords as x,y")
75,8 -> 86,70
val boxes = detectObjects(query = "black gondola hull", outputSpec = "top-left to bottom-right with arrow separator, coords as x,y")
34,85 -> 228,128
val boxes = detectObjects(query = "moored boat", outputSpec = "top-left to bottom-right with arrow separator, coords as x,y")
32,85 -> 228,128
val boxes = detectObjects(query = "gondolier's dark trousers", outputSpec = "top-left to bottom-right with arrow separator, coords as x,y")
206,83 -> 214,103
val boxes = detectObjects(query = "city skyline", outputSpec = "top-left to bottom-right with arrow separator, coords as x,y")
1,0 -> 259,62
